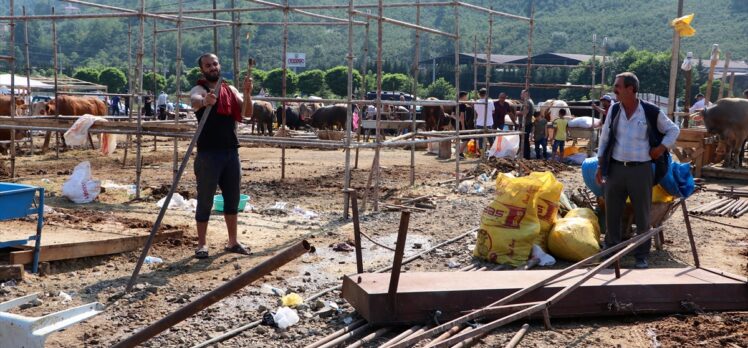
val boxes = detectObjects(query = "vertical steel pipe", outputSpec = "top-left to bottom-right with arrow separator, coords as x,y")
453,1 -> 461,189
9,0 -> 16,179
114,240 -> 311,348
343,0 -> 356,218
348,189 -> 364,274
134,0 -> 146,199
681,200 -> 700,267
388,211 -> 411,310
280,0 -> 289,180
409,0 -> 421,187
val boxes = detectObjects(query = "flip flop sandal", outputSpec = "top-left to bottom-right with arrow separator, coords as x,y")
195,246 -> 209,259
224,243 -> 252,255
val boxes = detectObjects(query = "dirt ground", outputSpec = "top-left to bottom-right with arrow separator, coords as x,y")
0,135 -> 746,348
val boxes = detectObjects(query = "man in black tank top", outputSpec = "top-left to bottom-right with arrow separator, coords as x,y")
189,53 -> 252,259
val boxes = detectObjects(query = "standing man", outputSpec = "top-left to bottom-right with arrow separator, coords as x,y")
595,72 -> 679,269
474,88 -> 495,150
157,90 -> 169,120
189,53 -> 253,259
517,89 -> 535,159
111,95 -> 121,116
492,92 -> 512,131
593,94 -> 613,124
691,93 -> 708,111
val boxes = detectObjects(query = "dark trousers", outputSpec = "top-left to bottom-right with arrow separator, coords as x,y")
534,138 -> 548,159
603,161 -> 653,260
194,149 -> 242,222
523,124 -> 532,159
552,139 -> 565,158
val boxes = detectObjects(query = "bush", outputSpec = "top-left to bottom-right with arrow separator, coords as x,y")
382,73 -> 410,92
98,67 -> 127,93
425,78 -> 456,100
264,68 -> 298,96
324,66 -> 362,97
72,67 -> 100,84
297,69 -> 326,96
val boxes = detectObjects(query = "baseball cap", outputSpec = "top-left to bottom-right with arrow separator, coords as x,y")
478,88 -> 487,93
600,95 -> 612,102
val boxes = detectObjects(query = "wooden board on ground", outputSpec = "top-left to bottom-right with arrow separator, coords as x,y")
7,230 -> 182,265
702,165 -> 748,180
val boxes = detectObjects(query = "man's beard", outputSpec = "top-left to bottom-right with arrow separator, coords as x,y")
205,70 -> 220,82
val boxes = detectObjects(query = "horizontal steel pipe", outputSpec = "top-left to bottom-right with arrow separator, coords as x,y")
351,10 -> 458,38
112,240 -> 311,348
458,2 -> 530,21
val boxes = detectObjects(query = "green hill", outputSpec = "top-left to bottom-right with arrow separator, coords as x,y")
5,0 -> 748,76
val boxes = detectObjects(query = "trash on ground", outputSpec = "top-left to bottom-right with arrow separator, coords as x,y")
281,293 -> 303,308
156,193 -> 198,211
531,245 -> 556,266
272,307 -> 300,329
144,256 -> 163,264
61,161 -> 101,204
58,291 -> 72,304
548,209 -> 601,262
332,243 -> 354,252
292,206 -> 318,219
263,201 -> 290,215
261,284 -> 286,297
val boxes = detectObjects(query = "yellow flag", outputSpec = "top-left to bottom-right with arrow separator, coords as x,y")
671,13 -> 696,37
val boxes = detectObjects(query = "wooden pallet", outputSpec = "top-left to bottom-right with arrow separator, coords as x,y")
701,164 -> 748,181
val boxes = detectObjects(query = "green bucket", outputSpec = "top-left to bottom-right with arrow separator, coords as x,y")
213,194 -> 250,212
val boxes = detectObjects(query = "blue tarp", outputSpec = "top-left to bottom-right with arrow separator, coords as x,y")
581,157 -> 695,198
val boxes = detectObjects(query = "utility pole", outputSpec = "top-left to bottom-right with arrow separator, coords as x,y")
666,0 -> 684,119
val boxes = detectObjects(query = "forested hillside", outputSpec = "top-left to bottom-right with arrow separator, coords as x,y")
4,0 -> 748,75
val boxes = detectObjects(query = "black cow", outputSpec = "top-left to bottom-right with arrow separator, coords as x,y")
275,105 -> 305,130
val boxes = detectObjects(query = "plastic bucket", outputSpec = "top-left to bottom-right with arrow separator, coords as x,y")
214,194 -> 250,212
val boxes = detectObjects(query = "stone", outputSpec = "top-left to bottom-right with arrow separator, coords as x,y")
316,306 -> 335,318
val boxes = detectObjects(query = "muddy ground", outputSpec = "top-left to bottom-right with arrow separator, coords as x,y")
0,135 -> 746,348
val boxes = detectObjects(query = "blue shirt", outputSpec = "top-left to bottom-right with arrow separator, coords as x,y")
597,101 -> 679,162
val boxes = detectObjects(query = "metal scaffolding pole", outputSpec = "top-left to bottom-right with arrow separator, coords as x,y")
372,0 -> 385,212
213,0 -> 218,53
519,0 -> 535,161
135,0 -> 146,198
174,0 -> 184,182
354,19 -> 370,171
53,7 -> 60,159
409,0 -> 421,187
280,0 -> 289,180
232,0 -> 240,90
152,19 -> 158,152
23,6 -> 33,155
9,0 -> 16,179
122,23 -> 134,168
452,0 -> 462,188
481,12 -> 492,155
343,0 -> 356,218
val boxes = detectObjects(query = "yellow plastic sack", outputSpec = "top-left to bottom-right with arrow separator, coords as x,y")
474,174 -> 541,266
528,172 -> 564,251
626,184 -> 675,204
548,217 -> 601,262
564,208 -> 600,239
281,293 -> 303,308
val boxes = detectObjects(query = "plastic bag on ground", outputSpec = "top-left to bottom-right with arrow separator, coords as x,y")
156,193 -> 198,211
564,208 -> 601,239
527,172 -> 563,251
281,293 -> 303,308
474,173 -> 541,266
531,244 -> 556,266
61,161 -> 101,203
272,307 -> 300,329
548,217 -> 600,262
487,135 -> 520,159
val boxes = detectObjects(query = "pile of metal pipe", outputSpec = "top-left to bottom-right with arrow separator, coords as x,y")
691,197 -> 748,218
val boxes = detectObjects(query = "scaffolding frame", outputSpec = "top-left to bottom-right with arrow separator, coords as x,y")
0,0 -> 534,214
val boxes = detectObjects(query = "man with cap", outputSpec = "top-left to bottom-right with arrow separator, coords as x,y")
691,93 -> 708,112
474,88 -> 495,150
593,95 -> 613,124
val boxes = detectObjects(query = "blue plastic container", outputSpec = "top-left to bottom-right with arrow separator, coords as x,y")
214,194 -> 250,212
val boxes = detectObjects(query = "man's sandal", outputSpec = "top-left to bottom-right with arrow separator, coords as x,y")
195,246 -> 209,259
224,243 -> 251,255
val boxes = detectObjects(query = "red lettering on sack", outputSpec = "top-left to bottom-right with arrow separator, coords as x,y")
536,198 -> 558,222
501,205 -> 526,229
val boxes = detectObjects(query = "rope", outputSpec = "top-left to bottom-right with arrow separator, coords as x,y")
688,214 -> 748,230
359,230 -> 397,252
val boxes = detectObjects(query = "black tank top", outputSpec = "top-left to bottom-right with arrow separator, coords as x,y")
195,86 -> 239,151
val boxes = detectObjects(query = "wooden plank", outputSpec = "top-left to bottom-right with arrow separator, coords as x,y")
0,264 -> 24,281
702,165 -> 748,180
9,230 -> 182,265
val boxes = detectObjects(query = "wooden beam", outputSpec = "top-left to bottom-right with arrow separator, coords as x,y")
9,230 -> 182,265
702,165 -> 748,180
0,264 -> 24,281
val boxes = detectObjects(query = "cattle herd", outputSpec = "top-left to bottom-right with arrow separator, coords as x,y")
0,94 -> 746,169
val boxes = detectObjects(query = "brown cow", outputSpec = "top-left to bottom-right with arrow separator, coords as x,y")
0,95 -> 28,154
39,96 -> 107,152
700,98 -> 748,168
45,95 -> 108,116
421,97 -> 452,131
